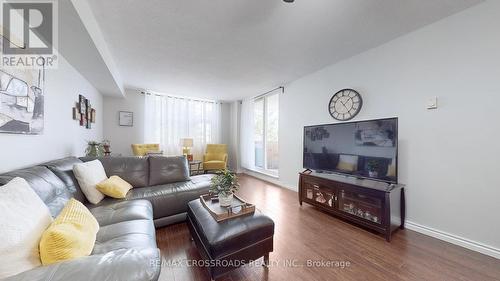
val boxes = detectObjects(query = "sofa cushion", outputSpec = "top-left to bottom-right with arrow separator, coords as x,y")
40,199 -> 99,265
80,157 -> 149,188
96,176 -> 133,198
95,174 -> 213,220
89,200 -> 153,227
73,160 -> 107,204
2,248 -> 161,281
0,166 -> 71,217
43,157 -> 86,203
0,177 -> 54,279
149,156 -> 190,185
92,220 -> 156,255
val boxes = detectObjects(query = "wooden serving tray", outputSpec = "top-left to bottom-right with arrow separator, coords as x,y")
200,194 -> 256,222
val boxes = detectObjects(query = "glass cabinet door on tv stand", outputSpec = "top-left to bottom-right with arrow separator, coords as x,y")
338,189 -> 382,224
303,181 -> 336,209
299,172 -> 405,242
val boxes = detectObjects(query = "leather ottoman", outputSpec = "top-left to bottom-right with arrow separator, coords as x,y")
187,199 -> 274,281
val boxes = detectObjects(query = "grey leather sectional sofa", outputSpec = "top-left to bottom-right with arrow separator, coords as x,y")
0,156 -> 214,281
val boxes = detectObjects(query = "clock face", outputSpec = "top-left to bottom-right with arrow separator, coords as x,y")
328,89 -> 363,121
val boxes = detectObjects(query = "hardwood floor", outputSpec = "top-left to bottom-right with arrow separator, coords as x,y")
156,174 -> 500,281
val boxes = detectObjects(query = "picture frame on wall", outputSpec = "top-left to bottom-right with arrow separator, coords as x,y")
79,95 -> 86,114
0,62 -> 45,134
73,94 -> 95,129
80,111 -> 86,126
72,107 -> 80,120
119,111 -> 133,127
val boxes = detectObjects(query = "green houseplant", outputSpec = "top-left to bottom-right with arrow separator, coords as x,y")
209,169 -> 239,207
85,141 -> 104,157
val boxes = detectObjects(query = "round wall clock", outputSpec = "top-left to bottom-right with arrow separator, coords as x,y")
328,89 -> 363,121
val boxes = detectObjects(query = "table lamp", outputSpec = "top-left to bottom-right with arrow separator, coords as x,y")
181,138 -> 194,161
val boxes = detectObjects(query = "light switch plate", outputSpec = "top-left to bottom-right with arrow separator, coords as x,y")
427,97 -> 438,110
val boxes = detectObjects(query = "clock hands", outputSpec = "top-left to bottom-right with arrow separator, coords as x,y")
338,97 -> 351,112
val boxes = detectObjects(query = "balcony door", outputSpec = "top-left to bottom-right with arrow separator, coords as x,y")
254,92 -> 279,175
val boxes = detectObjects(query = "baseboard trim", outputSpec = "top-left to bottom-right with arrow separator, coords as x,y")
242,170 -> 298,191
406,221 -> 500,259
243,172 -> 500,260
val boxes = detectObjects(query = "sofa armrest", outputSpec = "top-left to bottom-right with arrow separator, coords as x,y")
2,248 -> 161,281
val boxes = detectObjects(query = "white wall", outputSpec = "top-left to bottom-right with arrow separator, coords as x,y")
270,0 -> 500,257
0,55 -> 103,172
103,89 -> 145,156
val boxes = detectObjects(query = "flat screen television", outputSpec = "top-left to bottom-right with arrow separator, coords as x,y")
303,117 -> 398,183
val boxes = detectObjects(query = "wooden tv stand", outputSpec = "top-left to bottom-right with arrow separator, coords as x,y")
299,172 -> 405,241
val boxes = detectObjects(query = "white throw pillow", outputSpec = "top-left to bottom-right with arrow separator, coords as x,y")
73,160 -> 107,204
0,177 -> 53,279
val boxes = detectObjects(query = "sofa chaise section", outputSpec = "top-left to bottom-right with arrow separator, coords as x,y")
0,159 -> 161,281
2,248 -> 160,281
0,155 -> 214,280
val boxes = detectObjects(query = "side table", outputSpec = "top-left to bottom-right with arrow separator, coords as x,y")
189,160 -> 203,176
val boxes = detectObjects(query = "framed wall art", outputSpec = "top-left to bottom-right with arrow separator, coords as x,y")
119,111 -> 133,127
0,67 -> 45,134
73,94 -> 95,129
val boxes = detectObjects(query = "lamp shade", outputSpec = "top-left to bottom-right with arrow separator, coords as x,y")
181,138 -> 193,147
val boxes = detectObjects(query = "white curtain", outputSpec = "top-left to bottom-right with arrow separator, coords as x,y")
239,98 -> 255,170
144,93 -> 221,159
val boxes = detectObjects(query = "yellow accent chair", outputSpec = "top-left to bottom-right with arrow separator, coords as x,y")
203,144 -> 228,172
131,143 -> 161,156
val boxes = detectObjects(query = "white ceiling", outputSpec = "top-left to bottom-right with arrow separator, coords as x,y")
86,0 -> 482,100
59,0 -> 124,97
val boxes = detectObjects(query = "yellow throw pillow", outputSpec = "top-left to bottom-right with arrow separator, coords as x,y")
39,199 -> 99,265
96,176 -> 133,199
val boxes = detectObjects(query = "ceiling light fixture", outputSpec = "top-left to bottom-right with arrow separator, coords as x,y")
283,0 -> 294,3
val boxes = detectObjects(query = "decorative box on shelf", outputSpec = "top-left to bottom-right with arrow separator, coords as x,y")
299,172 -> 405,241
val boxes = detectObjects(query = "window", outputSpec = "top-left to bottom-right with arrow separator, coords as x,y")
144,93 -> 221,158
254,99 -> 265,168
254,93 -> 279,174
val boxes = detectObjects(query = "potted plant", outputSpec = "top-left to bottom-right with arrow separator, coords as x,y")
209,169 -> 239,207
85,141 -> 104,157
367,160 -> 379,177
